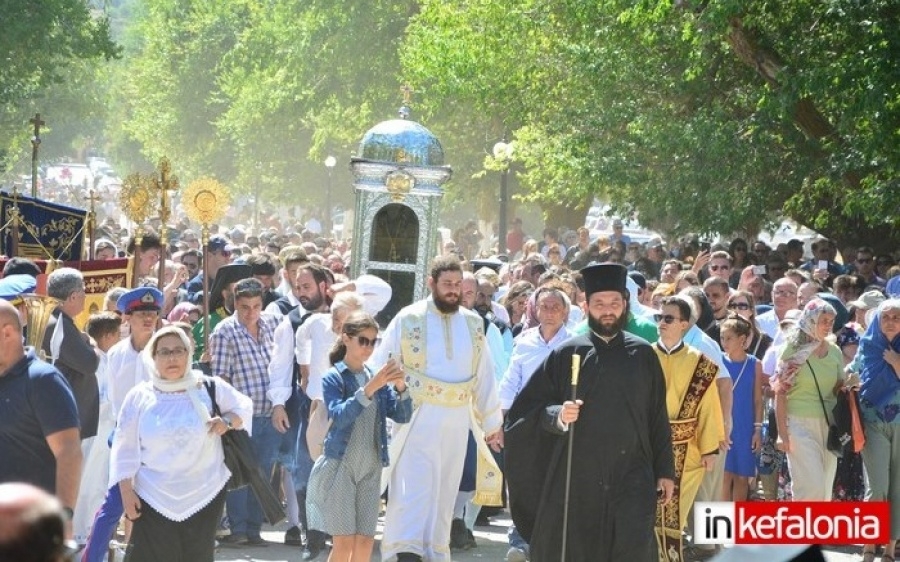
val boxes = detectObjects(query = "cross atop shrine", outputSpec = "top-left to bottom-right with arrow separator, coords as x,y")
399,85 -> 414,119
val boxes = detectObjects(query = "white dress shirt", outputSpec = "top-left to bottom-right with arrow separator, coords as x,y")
498,325 -> 571,410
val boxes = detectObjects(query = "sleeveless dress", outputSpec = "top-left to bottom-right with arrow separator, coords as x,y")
306,372 -> 383,536
724,355 -> 758,477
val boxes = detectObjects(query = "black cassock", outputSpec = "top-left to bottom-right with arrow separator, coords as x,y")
504,331 -> 674,562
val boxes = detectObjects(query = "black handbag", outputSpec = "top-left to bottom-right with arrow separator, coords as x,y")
807,361 -> 843,458
204,381 -> 286,525
204,381 -> 252,490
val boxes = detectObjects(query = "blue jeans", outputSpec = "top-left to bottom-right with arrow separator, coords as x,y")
508,524 -> 529,551
225,415 -> 282,537
291,393 -> 314,492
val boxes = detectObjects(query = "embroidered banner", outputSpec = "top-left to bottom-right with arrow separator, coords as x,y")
0,192 -> 88,261
0,257 -> 133,328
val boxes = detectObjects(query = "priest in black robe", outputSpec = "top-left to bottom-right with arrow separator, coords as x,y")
504,262 -> 675,561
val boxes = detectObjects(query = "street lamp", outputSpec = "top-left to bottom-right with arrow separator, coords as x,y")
492,140 -> 514,255
324,155 -> 336,237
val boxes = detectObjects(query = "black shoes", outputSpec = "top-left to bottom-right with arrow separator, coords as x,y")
396,553 -> 424,562
284,525 -> 304,546
450,518 -> 476,550
301,529 -> 327,560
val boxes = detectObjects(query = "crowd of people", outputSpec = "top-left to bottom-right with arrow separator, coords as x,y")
1,206 -> 900,562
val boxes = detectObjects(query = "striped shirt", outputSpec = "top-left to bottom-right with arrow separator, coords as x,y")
210,313 -> 279,416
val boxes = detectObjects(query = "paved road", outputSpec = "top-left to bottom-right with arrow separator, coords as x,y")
212,511 -> 867,562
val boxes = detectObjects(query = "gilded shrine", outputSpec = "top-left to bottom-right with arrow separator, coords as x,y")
349,101 -> 452,326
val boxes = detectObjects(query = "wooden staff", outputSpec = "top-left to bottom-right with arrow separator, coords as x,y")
561,353 -> 581,562
201,224 -> 211,358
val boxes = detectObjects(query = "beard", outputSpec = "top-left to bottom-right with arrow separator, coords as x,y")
433,291 -> 460,314
300,291 -> 324,311
587,306 -> 629,338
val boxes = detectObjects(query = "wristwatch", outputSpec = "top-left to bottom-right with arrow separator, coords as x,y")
222,416 -> 233,431
62,506 -> 74,520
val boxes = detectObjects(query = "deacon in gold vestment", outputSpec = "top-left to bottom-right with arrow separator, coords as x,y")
653,297 -> 725,562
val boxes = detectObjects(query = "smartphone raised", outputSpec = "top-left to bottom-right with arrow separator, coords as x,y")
752,265 -> 767,276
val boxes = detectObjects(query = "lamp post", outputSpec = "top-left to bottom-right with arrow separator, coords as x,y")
324,155 -> 336,237
492,140 -> 514,255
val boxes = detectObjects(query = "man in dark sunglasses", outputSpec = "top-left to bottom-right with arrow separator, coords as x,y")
652,295 -> 724,562
853,246 -> 886,288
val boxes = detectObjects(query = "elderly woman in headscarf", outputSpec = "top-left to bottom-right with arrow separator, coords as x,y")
110,325 -> 252,561
772,298 -> 848,500
856,299 -> 900,562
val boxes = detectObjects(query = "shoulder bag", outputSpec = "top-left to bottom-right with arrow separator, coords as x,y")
807,360 -> 848,458
204,380 -> 286,525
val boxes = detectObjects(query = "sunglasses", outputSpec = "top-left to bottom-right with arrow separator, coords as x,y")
857,258 -> 872,264
709,265 -> 730,271
728,302 -> 751,311
351,335 -> 378,348
654,314 -> 683,325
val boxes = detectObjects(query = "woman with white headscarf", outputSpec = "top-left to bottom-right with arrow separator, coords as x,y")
110,325 -> 252,561
772,298 -> 847,500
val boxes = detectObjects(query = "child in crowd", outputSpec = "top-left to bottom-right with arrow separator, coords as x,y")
720,314 -> 764,502
306,311 -> 412,562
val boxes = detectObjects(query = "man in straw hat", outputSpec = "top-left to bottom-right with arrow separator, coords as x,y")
504,262 -> 675,561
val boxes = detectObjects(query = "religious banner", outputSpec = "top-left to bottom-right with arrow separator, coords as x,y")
0,257 -> 133,329
0,192 -> 88,261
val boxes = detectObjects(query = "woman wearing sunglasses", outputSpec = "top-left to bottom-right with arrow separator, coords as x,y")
306,311 -> 412,562
727,290 -> 772,361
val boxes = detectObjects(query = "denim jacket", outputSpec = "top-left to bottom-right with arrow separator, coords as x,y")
321,361 -> 413,466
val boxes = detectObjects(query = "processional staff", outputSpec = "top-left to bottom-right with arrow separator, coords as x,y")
182,178 -> 230,355
84,189 -> 100,260
151,157 -> 179,290
561,353 -> 581,562
30,113 -> 45,198
119,173 -> 153,287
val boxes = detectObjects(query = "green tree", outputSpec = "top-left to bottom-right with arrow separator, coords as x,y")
401,0 -> 900,251
0,0 -> 119,173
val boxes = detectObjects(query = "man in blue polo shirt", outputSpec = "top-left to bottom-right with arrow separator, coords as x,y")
0,300 -> 82,520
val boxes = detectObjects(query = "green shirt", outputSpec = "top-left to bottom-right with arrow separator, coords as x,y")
192,309 -> 225,362
783,343 -> 843,419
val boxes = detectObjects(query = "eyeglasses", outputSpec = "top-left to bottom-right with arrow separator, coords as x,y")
351,335 -> 378,348
772,290 -> 797,297
709,265 -> 730,271
653,314 -> 683,325
728,302 -> 751,311
156,347 -> 188,359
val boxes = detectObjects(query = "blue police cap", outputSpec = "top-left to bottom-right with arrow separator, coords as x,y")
117,287 -> 163,314
0,274 -> 38,303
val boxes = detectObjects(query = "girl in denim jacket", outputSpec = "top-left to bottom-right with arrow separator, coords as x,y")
306,311 -> 412,562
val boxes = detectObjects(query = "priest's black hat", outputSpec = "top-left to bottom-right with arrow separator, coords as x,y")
580,262 -> 629,298
208,264 -> 252,311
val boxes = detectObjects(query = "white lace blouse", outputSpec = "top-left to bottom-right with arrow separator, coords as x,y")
110,376 -> 253,521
